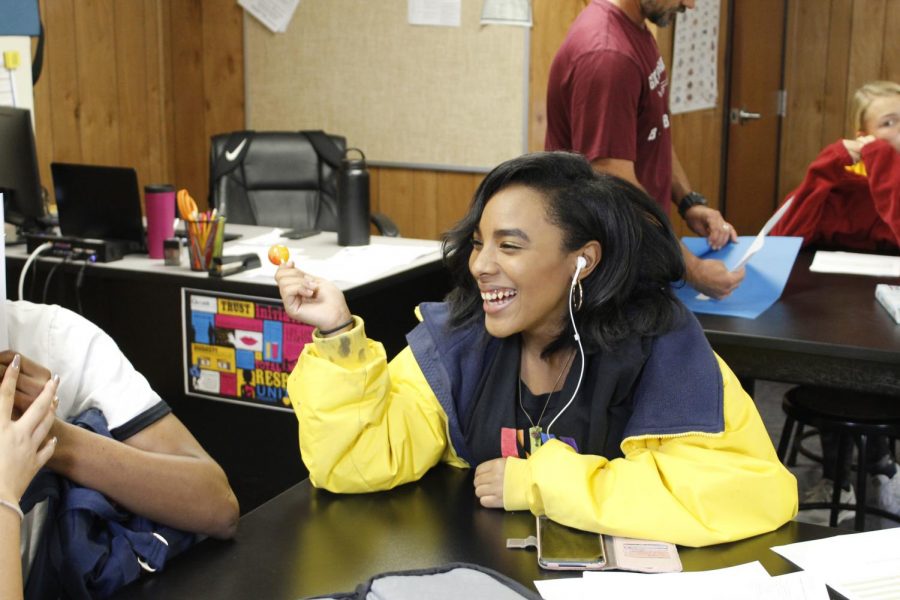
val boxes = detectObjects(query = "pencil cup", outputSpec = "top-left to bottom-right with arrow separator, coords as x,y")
185,216 -> 225,271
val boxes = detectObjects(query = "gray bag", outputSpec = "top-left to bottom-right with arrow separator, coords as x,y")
306,563 -> 543,600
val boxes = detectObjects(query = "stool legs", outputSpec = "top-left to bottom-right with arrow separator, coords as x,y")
856,435 -> 869,532
832,432 -> 849,528
777,416 -> 796,462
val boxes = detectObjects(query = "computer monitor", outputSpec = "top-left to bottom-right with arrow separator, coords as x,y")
0,107 -> 48,242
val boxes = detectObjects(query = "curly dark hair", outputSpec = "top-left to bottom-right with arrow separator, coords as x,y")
442,151 -> 685,355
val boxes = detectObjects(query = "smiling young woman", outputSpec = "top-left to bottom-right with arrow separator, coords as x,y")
275,151 -> 798,548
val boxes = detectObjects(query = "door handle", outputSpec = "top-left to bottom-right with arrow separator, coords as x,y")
730,108 -> 762,125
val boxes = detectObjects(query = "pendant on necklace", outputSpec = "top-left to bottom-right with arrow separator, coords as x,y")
528,426 -> 543,454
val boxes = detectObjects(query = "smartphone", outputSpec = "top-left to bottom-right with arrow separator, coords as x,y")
536,515 -> 606,571
283,228 -> 320,240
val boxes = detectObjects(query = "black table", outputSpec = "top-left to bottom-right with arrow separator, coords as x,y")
698,251 -> 900,395
114,466 -> 841,599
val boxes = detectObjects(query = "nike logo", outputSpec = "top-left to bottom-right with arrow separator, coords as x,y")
225,138 -> 247,161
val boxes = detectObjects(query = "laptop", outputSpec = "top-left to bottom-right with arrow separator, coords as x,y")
51,163 -> 147,254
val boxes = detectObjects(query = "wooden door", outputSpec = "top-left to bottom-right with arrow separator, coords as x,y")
721,0 -> 786,234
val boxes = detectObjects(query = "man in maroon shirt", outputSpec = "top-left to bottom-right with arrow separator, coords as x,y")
546,0 -> 744,299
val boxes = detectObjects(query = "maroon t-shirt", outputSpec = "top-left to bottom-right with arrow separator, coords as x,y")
545,0 -> 672,209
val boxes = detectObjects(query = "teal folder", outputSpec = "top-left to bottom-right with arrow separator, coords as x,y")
674,236 -> 803,319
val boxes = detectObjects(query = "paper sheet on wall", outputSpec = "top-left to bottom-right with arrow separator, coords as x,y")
238,0 -> 301,33
0,36 -> 35,114
480,0 -> 532,27
670,0 -> 720,114
408,0 -> 461,27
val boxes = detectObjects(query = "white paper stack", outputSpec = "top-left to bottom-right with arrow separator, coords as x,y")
875,284 -> 900,324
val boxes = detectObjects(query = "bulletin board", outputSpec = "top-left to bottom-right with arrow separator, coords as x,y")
244,0 -> 530,171
181,288 -> 313,412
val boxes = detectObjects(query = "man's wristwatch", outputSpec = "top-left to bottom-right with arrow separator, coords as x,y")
677,191 -> 708,219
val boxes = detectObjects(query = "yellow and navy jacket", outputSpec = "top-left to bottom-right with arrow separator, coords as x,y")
288,303 -> 797,547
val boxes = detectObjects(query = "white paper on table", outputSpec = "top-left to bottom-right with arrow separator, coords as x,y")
408,0 -> 461,27
533,577 -> 587,600
772,528 -> 900,600
480,0 -> 532,26
581,561 -> 771,599
239,0 -> 301,33
809,250 -> 900,277
536,563 -> 827,600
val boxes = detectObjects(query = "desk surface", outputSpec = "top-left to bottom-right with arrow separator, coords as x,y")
116,467 -> 840,599
697,251 -> 900,394
6,225 -> 443,295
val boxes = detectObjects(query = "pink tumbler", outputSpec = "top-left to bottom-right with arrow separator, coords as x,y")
145,184 -> 176,259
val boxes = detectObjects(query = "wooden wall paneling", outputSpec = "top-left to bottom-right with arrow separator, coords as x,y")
434,171 -> 482,237
72,0 -> 120,165
846,0 -> 887,130
368,166 -> 381,219
821,0 -> 852,145
374,168 -> 424,238
141,0 -> 171,191
527,0 -> 588,152
884,1 -> 900,81
40,0 -> 82,178
199,0 -> 245,154
113,0 -> 157,191
30,27 -> 54,204
166,0 -> 209,209
778,0 -> 831,201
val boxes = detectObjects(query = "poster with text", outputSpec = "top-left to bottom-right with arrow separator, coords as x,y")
670,0 -> 720,115
181,288 -> 313,411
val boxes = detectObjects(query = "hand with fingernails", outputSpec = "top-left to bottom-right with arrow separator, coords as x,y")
274,261 -> 354,336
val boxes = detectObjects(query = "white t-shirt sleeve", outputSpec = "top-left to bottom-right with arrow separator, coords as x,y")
6,300 -> 167,435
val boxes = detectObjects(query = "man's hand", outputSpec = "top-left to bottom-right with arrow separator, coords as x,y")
0,351 -> 52,416
473,458 -> 507,509
685,253 -> 745,299
683,205 -> 738,251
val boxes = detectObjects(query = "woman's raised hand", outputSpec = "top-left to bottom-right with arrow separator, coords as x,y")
274,262 -> 352,333
0,355 -> 57,503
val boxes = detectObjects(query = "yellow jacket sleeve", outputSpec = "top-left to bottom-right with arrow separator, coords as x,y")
502,356 -> 798,547
288,317 -> 466,493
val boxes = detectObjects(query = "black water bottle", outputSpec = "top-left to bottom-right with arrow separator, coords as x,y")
337,148 -> 371,246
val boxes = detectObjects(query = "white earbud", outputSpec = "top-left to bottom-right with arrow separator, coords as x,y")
576,256 -> 587,271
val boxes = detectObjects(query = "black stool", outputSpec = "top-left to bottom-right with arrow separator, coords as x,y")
777,386 -> 900,531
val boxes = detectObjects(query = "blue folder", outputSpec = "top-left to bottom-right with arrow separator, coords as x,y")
674,236 -> 803,319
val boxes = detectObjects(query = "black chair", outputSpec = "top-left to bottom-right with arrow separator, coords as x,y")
208,131 -> 398,236
777,386 -> 900,530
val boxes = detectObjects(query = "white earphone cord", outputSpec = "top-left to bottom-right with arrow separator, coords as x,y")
546,264 -> 586,434
19,242 -> 53,301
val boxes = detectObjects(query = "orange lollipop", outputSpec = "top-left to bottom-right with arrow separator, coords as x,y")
268,244 -> 290,266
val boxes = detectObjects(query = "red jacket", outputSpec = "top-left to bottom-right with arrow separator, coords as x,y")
771,139 -> 900,251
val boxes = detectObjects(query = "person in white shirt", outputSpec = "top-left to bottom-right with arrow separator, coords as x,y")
0,300 -> 239,589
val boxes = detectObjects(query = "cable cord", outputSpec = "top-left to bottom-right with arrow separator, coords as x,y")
545,268 -> 587,435
42,253 -> 70,304
74,257 -> 90,314
18,242 -> 54,301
